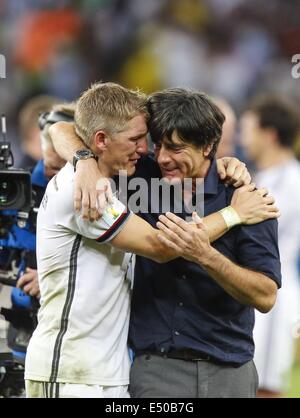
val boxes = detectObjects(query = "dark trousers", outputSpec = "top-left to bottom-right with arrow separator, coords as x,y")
130,354 -> 258,398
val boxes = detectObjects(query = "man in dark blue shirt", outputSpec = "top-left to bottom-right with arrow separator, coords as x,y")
129,88 -> 281,398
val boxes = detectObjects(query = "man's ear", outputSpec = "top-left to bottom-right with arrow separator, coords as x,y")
203,144 -> 213,157
94,130 -> 109,152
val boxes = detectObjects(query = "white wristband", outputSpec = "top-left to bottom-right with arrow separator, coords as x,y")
219,206 -> 241,230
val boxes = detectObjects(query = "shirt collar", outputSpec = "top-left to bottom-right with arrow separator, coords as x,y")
204,159 -> 219,195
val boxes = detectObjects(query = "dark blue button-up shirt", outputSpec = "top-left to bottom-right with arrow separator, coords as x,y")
129,155 -> 281,366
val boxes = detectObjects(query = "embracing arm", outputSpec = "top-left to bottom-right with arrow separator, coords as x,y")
156,183 -> 279,246
49,122 -> 83,163
199,246 -> 277,313
110,214 -> 174,263
110,183 -> 279,264
111,212 -> 228,263
135,213 -> 278,312
156,214 -> 279,312
49,121 -> 111,219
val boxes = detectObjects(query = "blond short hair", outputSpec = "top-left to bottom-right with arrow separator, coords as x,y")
75,82 -> 148,147
41,102 -> 75,152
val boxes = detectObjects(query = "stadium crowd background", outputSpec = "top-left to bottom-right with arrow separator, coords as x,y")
0,0 -> 300,397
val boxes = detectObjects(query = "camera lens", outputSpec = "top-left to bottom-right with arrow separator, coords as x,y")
0,176 -> 18,206
0,169 -> 31,210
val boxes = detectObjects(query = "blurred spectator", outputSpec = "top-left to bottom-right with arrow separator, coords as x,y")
14,9 -> 82,72
18,95 -> 60,167
240,94 -> 300,397
213,97 -> 237,158
40,101 -> 74,179
120,0 -> 209,92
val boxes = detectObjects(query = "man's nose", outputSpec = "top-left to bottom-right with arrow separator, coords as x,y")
136,137 -> 148,156
157,146 -> 171,164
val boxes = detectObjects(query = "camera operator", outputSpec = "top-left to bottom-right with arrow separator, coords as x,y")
15,102 -> 75,300
17,95 -> 59,168
0,103 -> 74,398
0,114 -> 33,397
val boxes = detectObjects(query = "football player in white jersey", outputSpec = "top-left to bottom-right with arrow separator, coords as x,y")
241,95 -> 300,397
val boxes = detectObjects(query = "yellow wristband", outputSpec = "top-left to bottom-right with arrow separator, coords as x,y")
219,206 -> 241,230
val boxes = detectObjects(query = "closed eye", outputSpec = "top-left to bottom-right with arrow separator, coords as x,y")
166,145 -> 184,152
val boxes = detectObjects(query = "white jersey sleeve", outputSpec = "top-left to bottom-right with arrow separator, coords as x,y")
75,197 -> 132,242
40,164 -> 132,243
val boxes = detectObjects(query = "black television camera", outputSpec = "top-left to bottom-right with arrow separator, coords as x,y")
0,115 -> 32,240
0,116 -> 34,397
0,143 -> 31,211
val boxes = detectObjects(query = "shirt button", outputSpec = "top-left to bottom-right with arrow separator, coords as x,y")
179,302 -> 184,307
174,331 -> 180,336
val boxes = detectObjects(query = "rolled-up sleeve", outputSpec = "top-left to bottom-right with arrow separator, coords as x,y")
235,219 -> 282,288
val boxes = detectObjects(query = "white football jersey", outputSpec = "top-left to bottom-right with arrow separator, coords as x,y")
25,163 -> 132,386
254,158 -> 300,391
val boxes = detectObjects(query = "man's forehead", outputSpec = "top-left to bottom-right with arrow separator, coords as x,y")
122,114 -> 147,134
161,131 -> 185,145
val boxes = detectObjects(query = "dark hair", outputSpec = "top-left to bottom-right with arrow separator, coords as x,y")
147,88 -> 225,158
248,95 -> 300,148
